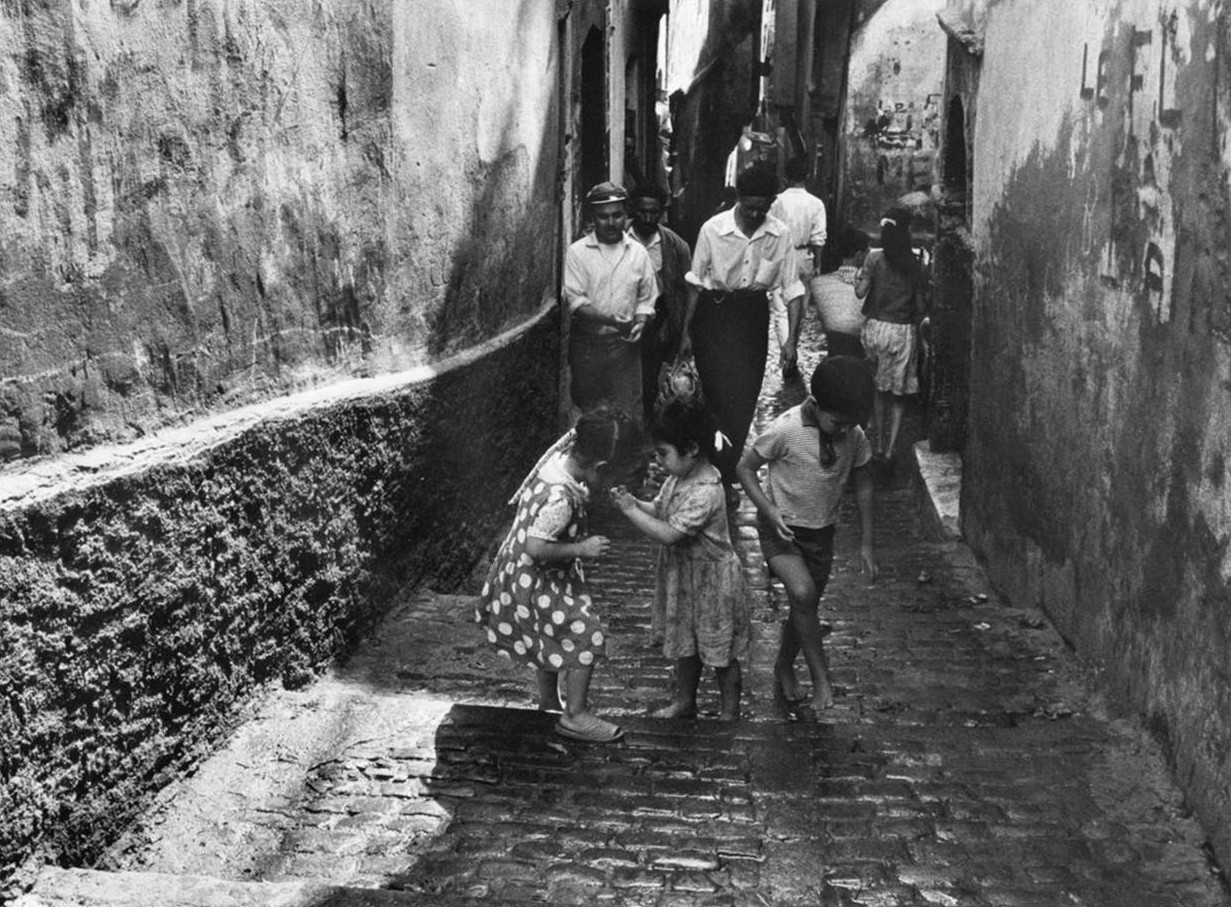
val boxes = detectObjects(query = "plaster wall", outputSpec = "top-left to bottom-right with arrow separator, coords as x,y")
0,0 -> 559,461
840,0 -> 945,235
960,0 -> 1231,868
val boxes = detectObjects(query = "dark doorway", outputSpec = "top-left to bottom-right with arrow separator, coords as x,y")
943,96 -> 967,193
929,93 -> 974,452
581,28 -> 606,201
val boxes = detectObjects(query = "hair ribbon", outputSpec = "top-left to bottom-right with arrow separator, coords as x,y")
509,428 -> 576,505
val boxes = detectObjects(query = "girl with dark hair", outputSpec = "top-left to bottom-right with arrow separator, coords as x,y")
611,399 -> 750,721
855,207 -> 929,467
476,407 -> 625,743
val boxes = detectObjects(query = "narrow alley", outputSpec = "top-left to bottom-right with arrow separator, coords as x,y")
6,3 -> 1231,905
20,319 -> 1229,907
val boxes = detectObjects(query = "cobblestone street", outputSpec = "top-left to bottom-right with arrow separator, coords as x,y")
25,321 -> 1231,906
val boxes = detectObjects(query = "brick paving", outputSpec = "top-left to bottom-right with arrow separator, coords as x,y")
26,319 -> 1231,906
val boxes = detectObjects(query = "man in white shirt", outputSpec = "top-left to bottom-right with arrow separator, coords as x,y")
679,166 -> 805,496
564,182 -> 659,434
769,156 -> 828,378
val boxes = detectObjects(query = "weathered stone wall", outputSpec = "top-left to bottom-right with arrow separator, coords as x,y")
959,0 -> 1231,869
0,0 -> 559,460
0,310 -> 560,882
840,0 -> 945,235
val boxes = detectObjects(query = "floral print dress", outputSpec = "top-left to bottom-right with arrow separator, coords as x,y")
476,455 -> 606,670
654,463 -> 751,667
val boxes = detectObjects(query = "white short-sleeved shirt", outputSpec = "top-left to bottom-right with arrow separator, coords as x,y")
752,405 -> 871,529
769,187 -> 827,250
563,233 -> 658,324
685,209 -> 804,301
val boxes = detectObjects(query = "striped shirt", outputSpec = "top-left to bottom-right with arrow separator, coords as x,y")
752,405 -> 872,530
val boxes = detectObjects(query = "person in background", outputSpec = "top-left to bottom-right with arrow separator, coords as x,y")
855,207 -> 929,469
628,183 -> 693,426
680,166 -> 804,503
812,225 -> 870,359
564,181 -> 659,480
768,156 -> 828,379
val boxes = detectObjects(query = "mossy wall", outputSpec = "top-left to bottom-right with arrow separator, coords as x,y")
0,312 -> 559,884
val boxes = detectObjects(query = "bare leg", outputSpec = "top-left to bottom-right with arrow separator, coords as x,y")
872,391 -> 888,457
561,665 -> 595,722
717,660 -> 742,721
536,669 -> 563,712
652,656 -> 701,718
769,552 -> 835,711
774,620 -> 805,702
884,394 -> 906,461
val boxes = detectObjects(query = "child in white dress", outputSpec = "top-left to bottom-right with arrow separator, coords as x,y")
612,399 -> 750,721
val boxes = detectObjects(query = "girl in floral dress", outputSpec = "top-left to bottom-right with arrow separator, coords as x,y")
612,399 -> 750,721
476,408 -> 625,743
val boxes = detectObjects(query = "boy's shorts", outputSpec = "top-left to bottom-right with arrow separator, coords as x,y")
757,517 -> 836,595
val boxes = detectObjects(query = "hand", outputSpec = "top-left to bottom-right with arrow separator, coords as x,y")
577,535 -> 610,559
860,542 -> 878,581
779,338 -> 798,370
769,509 -> 795,542
625,318 -> 647,343
609,485 -> 636,511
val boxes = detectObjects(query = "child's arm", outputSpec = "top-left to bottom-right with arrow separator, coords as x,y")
610,487 -> 685,545
736,448 -> 793,541
853,265 -> 871,299
525,535 -> 609,564
609,485 -> 656,516
853,463 -> 877,579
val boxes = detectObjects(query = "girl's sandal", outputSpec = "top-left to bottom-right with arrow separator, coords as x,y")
554,714 -> 624,743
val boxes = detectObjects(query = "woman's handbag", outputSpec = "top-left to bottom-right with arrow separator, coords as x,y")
657,354 -> 704,407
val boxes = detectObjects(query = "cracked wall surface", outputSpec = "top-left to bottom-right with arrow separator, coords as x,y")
0,0 -> 559,460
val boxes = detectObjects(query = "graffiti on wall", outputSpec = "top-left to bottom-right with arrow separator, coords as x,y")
1080,8 -> 1201,333
861,93 -> 940,197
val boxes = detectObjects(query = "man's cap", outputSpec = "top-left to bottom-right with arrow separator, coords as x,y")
586,182 -> 628,206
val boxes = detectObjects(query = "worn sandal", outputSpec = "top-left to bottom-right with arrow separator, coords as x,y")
554,714 -> 624,743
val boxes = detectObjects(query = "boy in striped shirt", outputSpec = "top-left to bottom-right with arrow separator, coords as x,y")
736,356 -> 878,717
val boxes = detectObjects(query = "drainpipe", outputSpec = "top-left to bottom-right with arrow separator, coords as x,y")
556,4 -> 573,432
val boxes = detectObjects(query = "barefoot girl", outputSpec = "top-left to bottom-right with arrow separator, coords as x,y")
611,399 -> 750,721
476,408 -> 625,743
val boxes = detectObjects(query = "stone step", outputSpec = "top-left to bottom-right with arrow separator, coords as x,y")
15,867 -> 468,907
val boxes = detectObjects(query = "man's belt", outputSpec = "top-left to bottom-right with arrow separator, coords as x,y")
700,287 -> 768,305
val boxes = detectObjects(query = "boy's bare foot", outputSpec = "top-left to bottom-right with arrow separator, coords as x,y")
773,663 -> 805,703
811,685 -> 835,711
649,700 -> 697,719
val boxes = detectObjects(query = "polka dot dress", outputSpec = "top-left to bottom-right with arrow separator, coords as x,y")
475,455 -> 606,670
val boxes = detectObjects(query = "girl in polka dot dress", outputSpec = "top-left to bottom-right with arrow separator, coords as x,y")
476,408 -> 625,743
